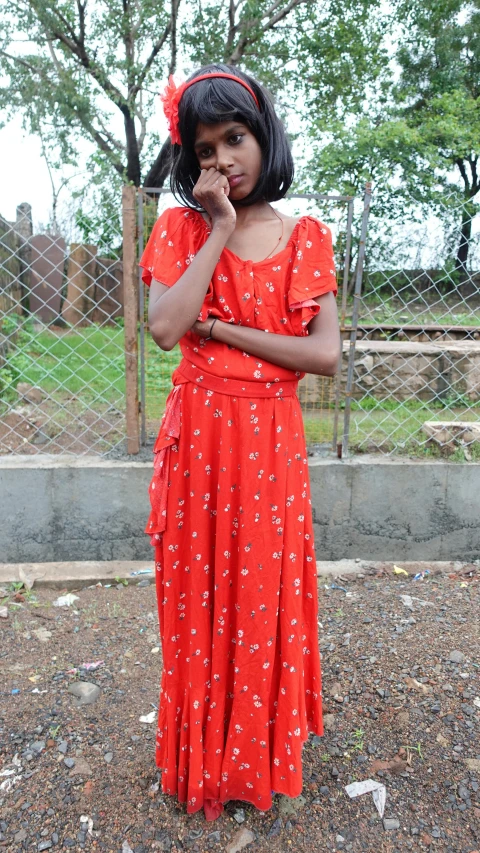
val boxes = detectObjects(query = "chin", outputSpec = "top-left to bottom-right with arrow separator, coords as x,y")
230,187 -> 253,202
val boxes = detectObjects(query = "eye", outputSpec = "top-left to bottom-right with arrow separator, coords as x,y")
229,134 -> 244,145
198,147 -> 213,160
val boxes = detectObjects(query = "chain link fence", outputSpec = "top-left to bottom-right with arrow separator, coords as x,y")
343,189 -> 480,460
136,187 -> 360,457
0,201 -> 127,456
2,185 -> 478,460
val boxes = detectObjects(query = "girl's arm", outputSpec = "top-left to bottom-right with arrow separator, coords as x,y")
148,168 -> 236,351
148,226 -> 230,350
194,291 -> 341,376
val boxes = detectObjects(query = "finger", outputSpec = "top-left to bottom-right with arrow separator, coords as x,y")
203,170 -> 224,189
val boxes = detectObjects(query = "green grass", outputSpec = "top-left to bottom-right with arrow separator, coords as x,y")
145,338 -> 182,425
344,296 -> 480,328
1,322 -> 125,405
2,319 -> 479,460
343,396 -> 480,458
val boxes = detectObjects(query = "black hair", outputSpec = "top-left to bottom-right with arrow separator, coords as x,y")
169,64 -> 294,208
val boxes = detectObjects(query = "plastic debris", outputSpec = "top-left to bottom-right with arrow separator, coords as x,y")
330,583 -> 348,593
130,568 -> 154,576
18,566 -> 35,590
393,566 -> 409,576
345,779 -> 386,817
66,661 -> 104,675
473,697 -> 480,709
413,570 -> 430,581
139,710 -> 156,723
53,593 -> 80,607
11,688 -> 20,694
399,594 -> 413,609
0,754 -> 23,792
80,815 -> 94,836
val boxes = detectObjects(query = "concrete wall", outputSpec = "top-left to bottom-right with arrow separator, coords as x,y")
1,455 -> 479,563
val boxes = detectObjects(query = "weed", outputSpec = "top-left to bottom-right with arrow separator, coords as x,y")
402,742 -> 424,762
351,728 -> 365,751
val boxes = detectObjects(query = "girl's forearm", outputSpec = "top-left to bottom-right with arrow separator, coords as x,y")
148,225 -> 231,350
211,321 -> 338,376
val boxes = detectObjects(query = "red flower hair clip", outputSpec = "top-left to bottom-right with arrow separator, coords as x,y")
160,73 -> 260,146
160,75 -> 184,146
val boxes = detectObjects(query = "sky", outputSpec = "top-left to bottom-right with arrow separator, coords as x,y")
1,115 -> 58,227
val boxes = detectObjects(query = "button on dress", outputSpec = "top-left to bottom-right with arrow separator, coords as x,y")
139,206 -> 338,819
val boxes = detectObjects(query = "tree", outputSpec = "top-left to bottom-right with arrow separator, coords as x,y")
395,0 -> 480,275
303,0 -> 480,276
0,0 -> 317,190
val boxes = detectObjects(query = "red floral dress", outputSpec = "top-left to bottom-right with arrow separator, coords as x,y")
139,206 -> 337,819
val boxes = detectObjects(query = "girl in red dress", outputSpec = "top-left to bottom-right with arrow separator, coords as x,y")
139,63 -> 341,822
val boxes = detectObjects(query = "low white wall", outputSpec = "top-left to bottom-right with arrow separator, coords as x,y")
0,455 -> 479,563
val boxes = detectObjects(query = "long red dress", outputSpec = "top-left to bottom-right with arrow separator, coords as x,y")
139,206 -> 337,818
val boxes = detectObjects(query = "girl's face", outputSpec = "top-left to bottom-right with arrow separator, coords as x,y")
194,121 -> 263,201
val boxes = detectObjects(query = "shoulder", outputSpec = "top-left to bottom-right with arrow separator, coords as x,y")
296,215 -> 333,241
153,205 -> 197,233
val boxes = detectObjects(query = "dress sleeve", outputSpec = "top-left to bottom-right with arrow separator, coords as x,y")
139,207 -> 195,287
288,216 -> 338,335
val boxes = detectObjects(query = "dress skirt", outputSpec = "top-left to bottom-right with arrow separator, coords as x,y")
149,364 -> 324,815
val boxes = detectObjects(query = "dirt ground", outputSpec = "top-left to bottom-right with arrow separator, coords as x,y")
0,564 -> 479,853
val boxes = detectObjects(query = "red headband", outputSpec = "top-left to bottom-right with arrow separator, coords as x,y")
160,73 -> 260,146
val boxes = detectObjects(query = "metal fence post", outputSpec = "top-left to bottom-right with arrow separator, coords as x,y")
122,184 -> 140,455
342,182 -> 372,459
137,188 -> 146,446
332,198 -> 354,454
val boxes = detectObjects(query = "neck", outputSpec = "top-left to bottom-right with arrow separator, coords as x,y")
232,200 -> 271,226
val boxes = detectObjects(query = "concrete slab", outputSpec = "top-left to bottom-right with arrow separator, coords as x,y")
0,559 -> 468,590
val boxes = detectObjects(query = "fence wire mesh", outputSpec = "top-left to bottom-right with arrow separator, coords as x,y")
137,188 -> 357,455
345,189 -> 480,460
0,202 -> 126,456
2,185 -> 478,461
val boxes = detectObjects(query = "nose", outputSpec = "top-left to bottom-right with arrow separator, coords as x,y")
215,144 -> 234,173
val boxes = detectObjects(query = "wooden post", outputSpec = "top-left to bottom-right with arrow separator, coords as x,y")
122,185 -> 139,454
62,244 -> 97,326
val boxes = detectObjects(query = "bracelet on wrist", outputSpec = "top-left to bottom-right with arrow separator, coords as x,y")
205,318 -> 218,341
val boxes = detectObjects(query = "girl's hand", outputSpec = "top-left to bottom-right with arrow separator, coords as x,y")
192,168 -> 236,234
191,318 -> 218,338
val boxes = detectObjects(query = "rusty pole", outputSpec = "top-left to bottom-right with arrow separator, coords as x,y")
122,185 -> 140,455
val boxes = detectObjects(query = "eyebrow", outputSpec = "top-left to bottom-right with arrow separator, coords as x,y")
194,124 -> 246,150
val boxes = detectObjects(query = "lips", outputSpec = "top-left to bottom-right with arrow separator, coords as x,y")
228,174 -> 244,187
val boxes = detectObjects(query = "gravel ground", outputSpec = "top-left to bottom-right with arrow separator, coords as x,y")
0,564 -> 479,853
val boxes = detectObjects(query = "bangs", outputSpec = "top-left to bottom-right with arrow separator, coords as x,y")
179,78 -> 260,146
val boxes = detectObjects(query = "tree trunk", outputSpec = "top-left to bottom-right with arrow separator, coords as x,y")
455,199 -> 480,298
143,139 -> 172,191
455,205 -> 472,277
124,112 -> 142,186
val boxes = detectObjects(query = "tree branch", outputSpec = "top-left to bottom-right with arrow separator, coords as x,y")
136,89 -> 147,153
82,117 -> 125,175
456,157 -> 470,193
168,0 -> 181,77
226,0 -> 237,51
261,0 -> 309,33
130,21 -> 172,98
227,0 -> 308,64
